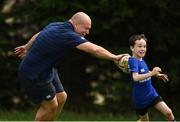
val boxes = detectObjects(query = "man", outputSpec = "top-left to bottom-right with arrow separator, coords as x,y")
14,12 -> 125,121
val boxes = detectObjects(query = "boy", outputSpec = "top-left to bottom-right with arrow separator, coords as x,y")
128,34 -> 175,121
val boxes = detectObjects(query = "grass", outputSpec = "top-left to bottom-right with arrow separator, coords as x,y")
0,109 -> 35,121
0,109 -> 179,121
60,111 -> 138,121
0,109 -> 136,121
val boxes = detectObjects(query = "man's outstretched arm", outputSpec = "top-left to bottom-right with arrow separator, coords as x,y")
76,41 -> 126,64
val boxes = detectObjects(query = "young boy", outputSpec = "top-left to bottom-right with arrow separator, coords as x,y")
128,34 -> 175,121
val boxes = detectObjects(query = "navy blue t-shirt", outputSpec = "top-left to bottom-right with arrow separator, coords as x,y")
19,21 -> 88,81
128,57 -> 158,109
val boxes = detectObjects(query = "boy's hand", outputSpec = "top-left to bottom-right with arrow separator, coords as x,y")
151,67 -> 162,76
156,73 -> 169,82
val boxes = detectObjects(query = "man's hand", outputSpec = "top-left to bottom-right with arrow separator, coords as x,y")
14,45 -> 27,58
114,54 -> 130,65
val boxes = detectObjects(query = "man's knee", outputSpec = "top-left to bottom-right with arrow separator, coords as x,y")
42,97 -> 59,112
56,92 -> 67,104
49,101 -> 58,112
35,98 -> 59,121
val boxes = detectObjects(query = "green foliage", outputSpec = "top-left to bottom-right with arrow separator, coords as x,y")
0,0 -> 180,116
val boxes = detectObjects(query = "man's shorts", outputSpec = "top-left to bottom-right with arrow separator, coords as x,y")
135,96 -> 163,116
20,68 -> 64,104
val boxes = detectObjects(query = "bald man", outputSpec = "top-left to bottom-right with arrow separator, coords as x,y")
14,12 -> 125,121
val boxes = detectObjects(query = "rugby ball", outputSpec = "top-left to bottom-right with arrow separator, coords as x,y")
117,54 -> 130,73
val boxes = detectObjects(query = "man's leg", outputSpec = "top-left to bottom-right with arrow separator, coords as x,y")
52,68 -> 67,119
35,96 -> 58,121
55,91 -> 67,117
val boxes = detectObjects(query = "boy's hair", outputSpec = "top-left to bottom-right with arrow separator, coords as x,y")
129,34 -> 147,47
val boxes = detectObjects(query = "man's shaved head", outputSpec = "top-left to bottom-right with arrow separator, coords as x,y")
70,12 -> 91,36
71,12 -> 91,25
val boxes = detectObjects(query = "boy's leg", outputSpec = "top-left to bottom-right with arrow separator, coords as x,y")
135,107 -> 149,122
137,113 -> 149,122
154,101 -> 175,121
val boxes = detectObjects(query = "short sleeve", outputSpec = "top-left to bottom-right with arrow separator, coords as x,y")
128,57 -> 139,73
65,33 -> 88,49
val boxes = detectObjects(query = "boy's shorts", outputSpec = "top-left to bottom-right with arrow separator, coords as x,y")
20,68 -> 64,104
135,96 -> 163,116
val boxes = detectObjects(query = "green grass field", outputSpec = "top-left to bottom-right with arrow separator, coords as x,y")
0,109 -> 178,121
0,109 -> 135,121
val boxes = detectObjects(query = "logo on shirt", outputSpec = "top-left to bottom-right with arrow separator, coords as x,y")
81,36 -> 85,40
140,68 -> 145,73
139,77 -> 151,83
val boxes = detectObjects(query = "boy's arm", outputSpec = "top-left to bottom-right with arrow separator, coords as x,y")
132,67 -> 161,82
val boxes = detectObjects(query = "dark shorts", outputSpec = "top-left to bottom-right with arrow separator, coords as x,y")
20,68 -> 64,104
135,96 -> 163,116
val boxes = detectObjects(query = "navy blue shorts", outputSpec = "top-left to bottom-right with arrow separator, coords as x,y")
20,68 -> 64,104
135,96 -> 163,116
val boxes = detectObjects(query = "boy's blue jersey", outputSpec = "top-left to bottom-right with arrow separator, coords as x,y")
128,57 -> 158,109
19,21 -> 88,81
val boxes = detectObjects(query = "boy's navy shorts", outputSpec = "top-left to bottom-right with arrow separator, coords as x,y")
135,96 -> 163,116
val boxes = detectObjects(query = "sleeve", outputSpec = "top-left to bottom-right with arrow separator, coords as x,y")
66,33 -> 88,49
128,57 -> 139,73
